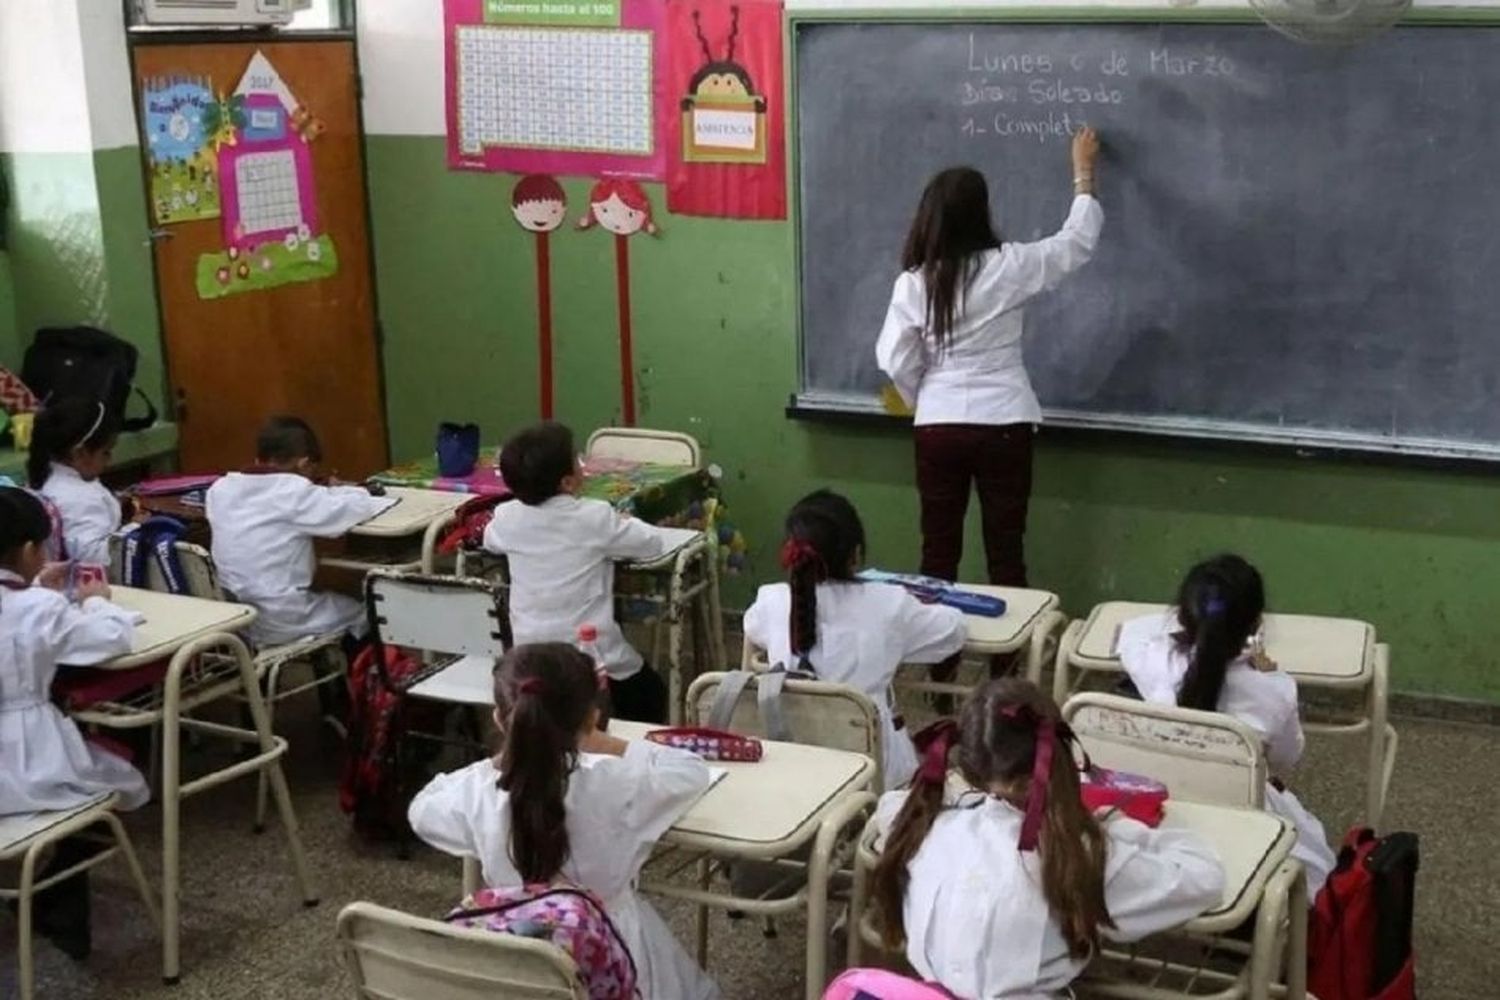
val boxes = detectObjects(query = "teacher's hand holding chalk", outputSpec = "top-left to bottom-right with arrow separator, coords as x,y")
1072,125 -> 1100,196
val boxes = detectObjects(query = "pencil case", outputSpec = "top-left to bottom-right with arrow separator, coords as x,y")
1080,766 -> 1169,827
644,727 -> 763,762
857,569 -> 1008,618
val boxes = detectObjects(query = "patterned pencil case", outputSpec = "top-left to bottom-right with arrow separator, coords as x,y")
644,727 -> 764,762
1080,766 -> 1169,827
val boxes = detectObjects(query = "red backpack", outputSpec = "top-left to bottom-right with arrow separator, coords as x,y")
1308,827 -> 1418,1000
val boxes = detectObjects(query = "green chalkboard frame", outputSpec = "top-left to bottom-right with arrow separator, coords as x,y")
783,6 -> 1500,462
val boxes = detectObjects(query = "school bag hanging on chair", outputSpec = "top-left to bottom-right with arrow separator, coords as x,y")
445,884 -> 638,1000
1308,827 -> 1418,1000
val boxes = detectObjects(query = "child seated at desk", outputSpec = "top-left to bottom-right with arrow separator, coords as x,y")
1116,554 -> 1337,896
872,679 -> 1224,999
744,489 -> 966,789
484,422 -> 680,723
205,416 -> 393,648
410,643 -> 720,1000
28,396 -> 124,568
0,487 -> 147,959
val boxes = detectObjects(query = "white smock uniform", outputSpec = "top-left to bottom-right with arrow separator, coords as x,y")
39,463 -> 121,568
409,741 -> 721,1000
875,788 -> 1224,999
743,580 -> 966,789
876,195 -> 1104,426
483,495 -> 675,679
1116,611 -> 1337,895
0,571 -> 148,814
205,472 -> 394,647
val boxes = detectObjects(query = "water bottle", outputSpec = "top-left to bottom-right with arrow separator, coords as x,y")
577,624 -> 612,730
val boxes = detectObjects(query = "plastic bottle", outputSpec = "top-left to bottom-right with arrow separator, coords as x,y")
577,624 -> 612,730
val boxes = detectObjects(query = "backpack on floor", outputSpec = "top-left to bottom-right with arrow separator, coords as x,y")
22,326 -> 158,431
822,969 -> 957,1000
446,885 -> 638,1000
1308,827 -> 1418,1000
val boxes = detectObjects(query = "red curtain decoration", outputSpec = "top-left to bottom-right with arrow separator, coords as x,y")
666,0 -> 786,220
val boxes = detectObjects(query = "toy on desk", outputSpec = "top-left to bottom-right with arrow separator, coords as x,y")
645,726 -> 763,762
857,569 -> 1007,617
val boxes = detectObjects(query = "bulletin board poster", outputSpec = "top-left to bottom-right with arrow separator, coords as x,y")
444,0 -> 668,180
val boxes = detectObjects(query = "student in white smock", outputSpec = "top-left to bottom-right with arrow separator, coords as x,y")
483,422 -> 680,723
205,416 -> 394,648
743,489 -> 966,790
409,643 -> 720,1000
0,487 -> 147,814
872,679 -> 1224,1000
29,397 -> 124,568
1115,553 -> 1337,897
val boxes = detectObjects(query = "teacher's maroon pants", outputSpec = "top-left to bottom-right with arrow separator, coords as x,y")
914,423 -> 1034,586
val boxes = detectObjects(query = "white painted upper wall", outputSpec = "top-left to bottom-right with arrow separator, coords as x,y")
78,0 -> 145,151
0,0 -> 92,153
355,0 -> 1498,137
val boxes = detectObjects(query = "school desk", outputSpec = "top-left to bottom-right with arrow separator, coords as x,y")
458,719 -> 877,999
68,587 -> 317,984
889,584 -> 1066,698
1057,601 -> 1396,827
319,487 -> 471,574
848,800 -> 1305,1000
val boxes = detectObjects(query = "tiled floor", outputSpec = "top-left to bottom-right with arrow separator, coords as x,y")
4,690 -> 1496,999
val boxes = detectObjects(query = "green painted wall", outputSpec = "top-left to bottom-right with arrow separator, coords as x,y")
0,252 -> 17,371
0,148 -> 164,408
367,135 -> 1500,704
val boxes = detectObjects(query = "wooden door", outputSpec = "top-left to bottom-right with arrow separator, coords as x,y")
133,39 -> 388,476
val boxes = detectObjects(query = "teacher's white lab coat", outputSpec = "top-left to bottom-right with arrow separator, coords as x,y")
874,788 -> 1224,999
205,472 -> 394,647
1116,611 -> 1337,895
876,194 -> 1104,428
743,580 -> 966,789
0,572 -> 148,814
409,742 -> 721,1000
40,463 -> 122,568
483,495 -> 676,679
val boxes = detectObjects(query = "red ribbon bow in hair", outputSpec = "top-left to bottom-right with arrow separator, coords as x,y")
779,537 -> 825,574
912,719 -> 959,786
997,705 -> 1074,852
518,677 -> 544,695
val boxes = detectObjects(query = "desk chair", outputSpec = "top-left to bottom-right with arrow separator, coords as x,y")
1062,693 -> 1268,809
363,570 -> 510,855
337,901 -> 587,1000
585,427 -> 702,468
1,795 -> 160,1000
112,531 -> 349,832
1062,694 -> 1307,1000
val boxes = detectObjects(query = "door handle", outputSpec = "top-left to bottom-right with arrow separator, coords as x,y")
146,227 -> 174,243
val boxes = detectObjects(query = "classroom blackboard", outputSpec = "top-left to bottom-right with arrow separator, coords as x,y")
793,18 -> 1500,460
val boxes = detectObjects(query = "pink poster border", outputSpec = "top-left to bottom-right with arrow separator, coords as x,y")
444,0 -> 668,180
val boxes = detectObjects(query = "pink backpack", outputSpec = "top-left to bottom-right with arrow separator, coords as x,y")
445,884 -> 638,999
823,969 -> 957,1000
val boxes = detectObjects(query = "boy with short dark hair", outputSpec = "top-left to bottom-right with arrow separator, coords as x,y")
206,416 -> 394,647
485,421 -> 676,722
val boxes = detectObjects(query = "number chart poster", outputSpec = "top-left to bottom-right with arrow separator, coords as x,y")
444,0 -> 669,180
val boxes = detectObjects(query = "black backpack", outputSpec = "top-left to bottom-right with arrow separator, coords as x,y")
22,326 -> 158,431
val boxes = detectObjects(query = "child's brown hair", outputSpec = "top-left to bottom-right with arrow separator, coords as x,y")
872,678 -> 1112,958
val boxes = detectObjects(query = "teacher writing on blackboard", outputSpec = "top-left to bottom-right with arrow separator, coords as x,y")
876,126 -> 1103,589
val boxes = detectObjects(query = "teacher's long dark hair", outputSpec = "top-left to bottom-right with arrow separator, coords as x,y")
901,166 -> 1003,351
